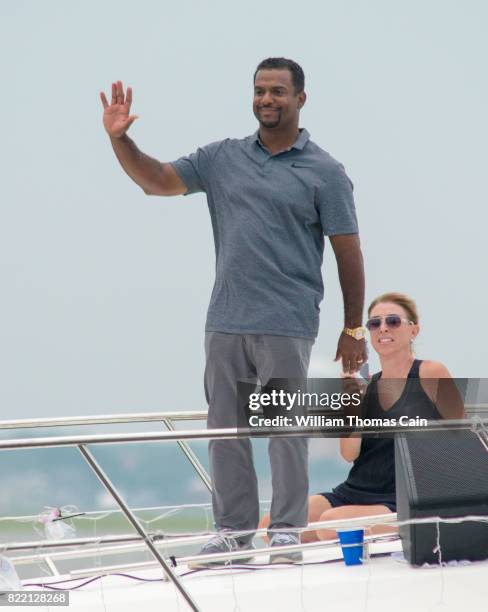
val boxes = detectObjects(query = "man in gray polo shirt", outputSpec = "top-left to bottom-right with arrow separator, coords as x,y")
101,57 -> 366,564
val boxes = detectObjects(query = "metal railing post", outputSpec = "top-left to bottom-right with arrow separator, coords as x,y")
162,418 -> 212,492
77,444 -> 201,612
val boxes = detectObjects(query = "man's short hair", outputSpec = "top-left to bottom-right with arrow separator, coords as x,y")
254,57 -> 305,93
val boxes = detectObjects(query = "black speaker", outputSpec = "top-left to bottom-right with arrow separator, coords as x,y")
395,429 -> 488,565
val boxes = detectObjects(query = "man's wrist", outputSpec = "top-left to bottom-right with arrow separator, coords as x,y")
344,318 -> 363,328
110,133 -> 130,144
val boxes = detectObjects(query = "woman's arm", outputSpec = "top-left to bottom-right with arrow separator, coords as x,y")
419,361 -> 466,419
340,436 -> 362,462
339,374 -> 369,462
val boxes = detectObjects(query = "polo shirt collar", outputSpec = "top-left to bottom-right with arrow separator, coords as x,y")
252,128 -> 310,151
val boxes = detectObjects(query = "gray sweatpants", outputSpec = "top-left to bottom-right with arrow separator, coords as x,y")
204,332 -> 313,536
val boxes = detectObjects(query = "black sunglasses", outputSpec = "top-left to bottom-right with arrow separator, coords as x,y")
366,315 -> 413,331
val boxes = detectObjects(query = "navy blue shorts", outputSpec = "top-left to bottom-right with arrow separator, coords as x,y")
318,490 -> 396,513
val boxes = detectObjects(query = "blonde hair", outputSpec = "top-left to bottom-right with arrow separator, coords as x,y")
367,292 -> 419,324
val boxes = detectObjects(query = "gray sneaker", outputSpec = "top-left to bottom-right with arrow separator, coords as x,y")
188,532 -> 255,569
269,532 -> 303,564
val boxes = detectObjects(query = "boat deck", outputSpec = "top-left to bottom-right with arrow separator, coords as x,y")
21,539 -> 488,612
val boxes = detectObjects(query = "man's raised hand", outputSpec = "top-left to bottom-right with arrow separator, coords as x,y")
100,81 -> 138,139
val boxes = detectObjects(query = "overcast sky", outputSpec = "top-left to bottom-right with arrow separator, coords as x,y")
1,0 -> 487,419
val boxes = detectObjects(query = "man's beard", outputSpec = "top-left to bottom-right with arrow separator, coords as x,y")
258,117 -> 281,128
256,108 -> 281,129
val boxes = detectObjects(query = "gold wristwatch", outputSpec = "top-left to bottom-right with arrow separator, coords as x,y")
343,326 -> 366,340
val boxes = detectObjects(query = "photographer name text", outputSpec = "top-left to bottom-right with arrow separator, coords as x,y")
248,415 -> 428,427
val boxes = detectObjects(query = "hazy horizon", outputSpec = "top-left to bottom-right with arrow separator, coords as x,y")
2,1 -> 487,419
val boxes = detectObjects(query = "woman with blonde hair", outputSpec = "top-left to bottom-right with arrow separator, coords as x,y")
259,292 -> 464,553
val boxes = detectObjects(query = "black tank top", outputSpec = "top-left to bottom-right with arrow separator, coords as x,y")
333,359 -> 443,506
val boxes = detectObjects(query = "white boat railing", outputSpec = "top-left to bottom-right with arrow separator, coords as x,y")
0,410 -> 209,429
0,405 -> 486,430
1,408 -> 487,612
0,410 -> 212,611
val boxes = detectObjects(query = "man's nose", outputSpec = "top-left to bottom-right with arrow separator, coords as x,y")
261,91 -> 274,105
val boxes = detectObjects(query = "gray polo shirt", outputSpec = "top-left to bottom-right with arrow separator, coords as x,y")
171,129 -> 358,339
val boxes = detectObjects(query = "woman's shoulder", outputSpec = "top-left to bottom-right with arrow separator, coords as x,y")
418,360 -> 453,406
417,360 -> 465,418
418,360 -> 452,379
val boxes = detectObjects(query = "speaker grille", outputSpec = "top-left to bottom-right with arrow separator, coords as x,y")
395,429 -> 488,564
401,430 -> 488,507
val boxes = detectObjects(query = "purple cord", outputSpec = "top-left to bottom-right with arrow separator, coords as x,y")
23,552 -> 393,591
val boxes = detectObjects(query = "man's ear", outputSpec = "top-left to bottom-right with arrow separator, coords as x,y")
298,91 -> 307,109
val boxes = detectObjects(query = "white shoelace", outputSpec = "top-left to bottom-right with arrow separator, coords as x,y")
202,533 -> 238,552
271,533 -> 298,546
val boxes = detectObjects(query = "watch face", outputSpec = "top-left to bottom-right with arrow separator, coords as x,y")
345,328 -> 365,340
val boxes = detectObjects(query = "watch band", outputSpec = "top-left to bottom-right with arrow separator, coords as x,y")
343,326 -> 366,340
